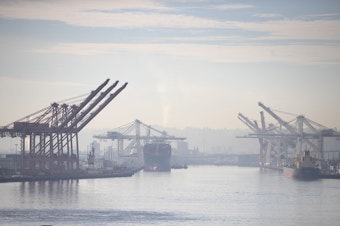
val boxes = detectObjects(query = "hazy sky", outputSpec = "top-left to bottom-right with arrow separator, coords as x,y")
0,0 -> 340,130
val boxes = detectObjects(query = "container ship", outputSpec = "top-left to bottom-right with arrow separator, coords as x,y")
143,143 -> 171,172
284,150 -> 320,180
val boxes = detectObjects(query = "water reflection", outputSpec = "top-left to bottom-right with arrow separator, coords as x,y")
1,208 -> 191,226
19,180 -> 79,209
1,166 -> 340,226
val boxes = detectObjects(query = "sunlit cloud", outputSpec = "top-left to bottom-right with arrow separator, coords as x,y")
254,13 -> 283,19
0,0 -> 170,14
0,0 -> 339,42
37,42 -> 340,65
299,13 -> 340,20
214,4 -> 254,10
242,20 -> 340,41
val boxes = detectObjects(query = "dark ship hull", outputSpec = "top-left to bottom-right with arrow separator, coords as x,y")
143,143 -> 171,172
284,150 -> 320,180
284,166 -> 320,180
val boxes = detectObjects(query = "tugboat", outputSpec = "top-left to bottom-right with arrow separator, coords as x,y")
284,150 -> 320,180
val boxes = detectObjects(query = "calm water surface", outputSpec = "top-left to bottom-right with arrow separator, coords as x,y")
1,165 -> 340,225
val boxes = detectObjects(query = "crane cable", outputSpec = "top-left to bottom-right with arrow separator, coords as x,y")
270,107 -> 299,117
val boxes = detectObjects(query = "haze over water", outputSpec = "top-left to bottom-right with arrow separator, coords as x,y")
1,166 -> 340,225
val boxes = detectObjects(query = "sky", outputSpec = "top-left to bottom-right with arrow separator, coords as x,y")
0,0 -> 340,131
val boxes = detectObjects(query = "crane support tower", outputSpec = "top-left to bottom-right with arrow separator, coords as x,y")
0,79 -> 127,176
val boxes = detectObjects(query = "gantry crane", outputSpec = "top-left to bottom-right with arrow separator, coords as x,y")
258,102 -> 323,156
93,119 -> 186,166
255,102 -> 339,161
238,113 -> 267,166
238,102 -> 340,169
238,112 -> 291,169
0,79 -> 127,176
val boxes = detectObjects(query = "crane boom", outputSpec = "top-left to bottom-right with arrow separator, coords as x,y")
76,82 -> 128,131
63,81 -> 119,132
56,79 -> 110,131
258,102 -> 319,152
94,119 -> 186,141
302,117 -> 319,133
258,102 -> 296,134
238,113 -> 257,132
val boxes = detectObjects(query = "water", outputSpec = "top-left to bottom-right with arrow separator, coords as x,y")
1,165 -> 340,225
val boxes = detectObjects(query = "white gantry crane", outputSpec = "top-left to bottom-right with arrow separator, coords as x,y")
93,119 -> 186,168
239,102 -> 340,170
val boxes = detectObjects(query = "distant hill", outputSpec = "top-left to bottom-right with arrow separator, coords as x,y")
0,127 -> 259,155
79,126 -> 259,155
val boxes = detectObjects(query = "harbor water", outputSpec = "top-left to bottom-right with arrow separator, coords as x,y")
1,165 -> 340,225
